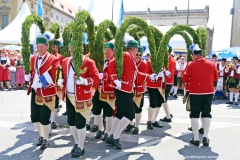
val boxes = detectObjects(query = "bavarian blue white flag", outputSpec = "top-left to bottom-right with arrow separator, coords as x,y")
117,0 -> 124,27
37,0 -> 43,19
39,71 -> 54,89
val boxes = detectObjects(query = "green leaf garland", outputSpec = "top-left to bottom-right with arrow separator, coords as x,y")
48,22 -> 60,53
62,22 -> 73,58
196,27 -> 207,57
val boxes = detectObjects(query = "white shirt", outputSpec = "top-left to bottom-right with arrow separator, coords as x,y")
218,63 -> 225,77
67,58 -> 75,96
0,56 -> 10,65
176,62 -> 186,77
230,64 -> 240,77
33,54 -> 45,83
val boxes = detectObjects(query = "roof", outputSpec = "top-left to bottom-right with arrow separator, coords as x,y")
51,0 -> 79,17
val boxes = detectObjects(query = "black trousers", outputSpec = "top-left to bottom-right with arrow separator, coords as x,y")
30,89 -> 51,125
189,94 -> 213,118
134,94 -> 144,114
114,89 -> 134,121
55,96 -> 59,109
66,94 -> 86,129
92,90 -> 113,117
165,84 -> 172,102
148,87 -> 164,108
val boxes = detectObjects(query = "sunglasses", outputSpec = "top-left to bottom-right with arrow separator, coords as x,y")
136,54 -> 142,57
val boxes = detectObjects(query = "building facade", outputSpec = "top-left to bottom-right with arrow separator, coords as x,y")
0,0 -> 79,31
230,0 -> 240,47
124,6 -> 213,55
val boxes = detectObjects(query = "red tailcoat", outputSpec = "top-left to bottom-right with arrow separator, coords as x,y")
102,58 -> 115,93
182,58 -> 218,95
53,53 -> 64,65
146,60 -> 163,88
135,60 -> 147,93
166,56 -> 176,85
27,52 -> 60,96
108,52 -> 148,93
62,56 -> 99,102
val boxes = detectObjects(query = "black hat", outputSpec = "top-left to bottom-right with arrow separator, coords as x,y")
221,58 -> 226,62
212,54 -> 217,58
232,56 -> 239,60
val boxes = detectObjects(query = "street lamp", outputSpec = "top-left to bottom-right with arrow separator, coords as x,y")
187,0 -> 189,25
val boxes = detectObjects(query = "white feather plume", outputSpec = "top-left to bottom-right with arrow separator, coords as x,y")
43,31 -> 55,41
109,39 -> 115,44
123,33 -> 134,44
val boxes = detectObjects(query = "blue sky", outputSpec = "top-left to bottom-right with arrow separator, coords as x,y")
68,0 -> 233,51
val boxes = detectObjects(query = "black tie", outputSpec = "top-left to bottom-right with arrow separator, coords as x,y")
39,57 -> 42,60
104,60 -> 109,63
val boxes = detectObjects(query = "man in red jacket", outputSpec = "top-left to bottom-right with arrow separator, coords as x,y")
106,40 -> 156,149
24,35 -> 60,150
50,39 -> 64,129
182,44 -> 218,147
57,40 -> 99,157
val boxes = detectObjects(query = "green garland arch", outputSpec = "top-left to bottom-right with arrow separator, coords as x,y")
48,22 -> 60,53
115,16 -> 156,78
104,31 -> 114,41
175,31 -> 193,62
127,26 -> 142,44
90,20 -> 117,70
62,22 -> 73,58
196,27 -> 207,57
159,24 -> 201,69
149,25 -> 163,52
72,10 -> 95,77
21,13 -> 46,74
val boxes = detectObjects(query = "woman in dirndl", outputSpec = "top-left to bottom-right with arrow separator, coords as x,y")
15,53 -> 25,89
9,52 -> 17,87
0,49 -> 11,90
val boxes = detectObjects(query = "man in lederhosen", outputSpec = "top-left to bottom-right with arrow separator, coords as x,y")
24,34 -> 60,150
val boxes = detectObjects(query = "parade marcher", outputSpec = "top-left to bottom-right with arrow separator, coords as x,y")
160,45 -> 175,123
24,33 -> 60,150
225,56 -> 240,105
212,54 -> 218,100
182,44 -> 218,146
106,40 -> 157,149
57,40 -> 99,157
124,46 -> 147,134
92,42 -> 115,140
216,58 -> 227,98
0,48 -> 11,90
176,57 -> 187,96
50,39 -> 64,129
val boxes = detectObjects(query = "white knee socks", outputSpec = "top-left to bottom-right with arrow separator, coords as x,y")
148,107 -> 155,121
151,108 -> 160,123
94,114 -> 104,132
230,92 -> 234,102
42,124 -> 50,141
113,117 -> 130,139
105,117 -> 113,134
70,126 -> 78,144
170,86 -> 174,94
235,93 -> 239,102
202,118 -> 211,138
191,118 -> 199,141
173,86 -> 178,95
109,117 -> 120,136
135,113 -> 142,128
77,127 -> 86,150
51,108 -> 58,123
34,122 -> 43,137
162,102 -> 171,119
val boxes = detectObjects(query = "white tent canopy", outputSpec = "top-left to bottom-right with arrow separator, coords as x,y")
0,2 -> 36,44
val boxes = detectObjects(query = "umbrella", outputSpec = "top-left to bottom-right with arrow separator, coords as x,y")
1,45 -> 22,50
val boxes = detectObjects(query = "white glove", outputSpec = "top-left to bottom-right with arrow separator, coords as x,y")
150,73 -> 158,81
98,73 -> 103,80
76,77 -> 88,86
57,79 -> 64,87
158,71 -> 164,78
31,81 -> 42,90
165,70 -> 171,77
24,74 -> 31,81
114,79 -> 122,89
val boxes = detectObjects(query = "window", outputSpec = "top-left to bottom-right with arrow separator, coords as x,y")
51,13 -> 53,17
2,0 -> 8,3
56,15 -> 58,20
22,0 -> 25,3
30,3 -> 33,8
2,15 -> 8,29
61,17 -> 63,22
45,10 -> 47,15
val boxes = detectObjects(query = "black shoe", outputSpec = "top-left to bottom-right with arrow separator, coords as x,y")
147,121 -> 153,129
152,121 -> 163,128
109,135 -> 122,150
170,114 -> 173,118
234,102 -> 238,106
190,138 -> 200,146
160,117 -> 172,122
170,93 -> 173,96
71,144 -> 78,154
101,133 -> 108,141
203,137 -> 210,146
132,127 -> 139,134
105,135 -> 113,145
36,137 -> 43,146
62,111 -> 67,116
226,101 -> 233,104
198,128 -> 204,134
173,94 -> 178,98
91,125 -> 98,132
71,147 -> 85,157
59,104 -> 62,108
95,130 -> 103,139
40,140 -> 49,150
124,124 -> 134,132
188,127 -> 192,131
51,122 -> 57,129
86,124 -> 90,131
